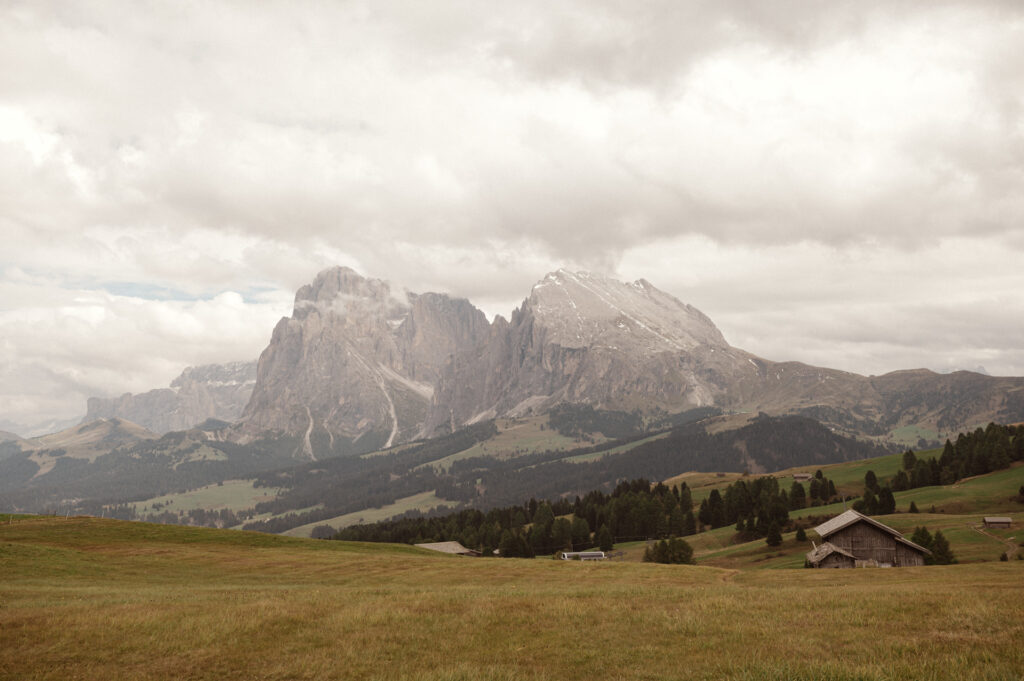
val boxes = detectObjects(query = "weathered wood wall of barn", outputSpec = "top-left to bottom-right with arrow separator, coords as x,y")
828,521 -> 924,567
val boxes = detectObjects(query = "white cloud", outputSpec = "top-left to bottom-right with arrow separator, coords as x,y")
0,0 -> 1022,428
0,277 -> 292,429
619,236 -> 1024,376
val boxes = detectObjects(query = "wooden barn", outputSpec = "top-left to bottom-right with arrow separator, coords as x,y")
983,517 -> 1012,529
807,509 -> 930,568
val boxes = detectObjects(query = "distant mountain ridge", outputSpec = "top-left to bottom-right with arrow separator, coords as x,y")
233,267 -> 1024,457
83,361 -> 257,434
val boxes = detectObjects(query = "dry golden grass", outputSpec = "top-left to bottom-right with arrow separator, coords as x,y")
3,516 -> 1023,680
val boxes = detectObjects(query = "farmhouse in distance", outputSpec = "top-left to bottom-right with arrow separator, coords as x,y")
807,509 -> 931,568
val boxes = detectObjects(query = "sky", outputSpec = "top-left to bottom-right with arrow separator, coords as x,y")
2,1 -> 1023,435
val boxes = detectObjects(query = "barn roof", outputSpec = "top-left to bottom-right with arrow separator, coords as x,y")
984,516 -> 1012,524
415,541 -> 479,556
813,509 -> 931,555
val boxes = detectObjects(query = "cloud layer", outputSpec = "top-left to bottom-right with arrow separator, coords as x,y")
2,1 -> 1023,433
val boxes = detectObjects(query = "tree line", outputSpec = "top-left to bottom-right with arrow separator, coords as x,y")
854,422 -> 1022,515
333,478 -> 702,558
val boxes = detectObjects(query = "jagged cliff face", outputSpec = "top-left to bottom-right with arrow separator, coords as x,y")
83,361 -> 256,434
238,266 -> 1024,455
238,267 -> 489,457
424,269 -> 1024,440
425,269 -> 757,432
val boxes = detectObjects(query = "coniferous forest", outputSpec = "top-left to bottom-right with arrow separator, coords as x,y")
329,423 -> 1022,558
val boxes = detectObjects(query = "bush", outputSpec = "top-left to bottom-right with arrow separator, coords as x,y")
642,537 -> 695,564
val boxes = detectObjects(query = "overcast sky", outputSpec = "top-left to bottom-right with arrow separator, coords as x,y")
2,1 -> 1023,435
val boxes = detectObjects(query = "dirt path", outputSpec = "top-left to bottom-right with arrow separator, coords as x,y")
970,523 -> 1018,559
717,568 -> 739,583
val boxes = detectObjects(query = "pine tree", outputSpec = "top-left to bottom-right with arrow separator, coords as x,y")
765,521 -> 782,547
669,504 -> 685,537
498,530 -> 518,558
697,499 -> 711,528
683,511 -> 696,536
789,482 -> 806,510
902,449 -> 917,471
795,526 -> 807,542
930,530 -> 956,565
861,489 -> 878,515
892,470 -> 910,492
910,526 -> 934,564
597,525 -> 614,552
864,470 -> 879,493
809,477 -> 822,501
909,501 -> 919,513
877,487 -> 896,515
570,516 -> 591,550
708,489 -> 726,528
551,517 -> 573,552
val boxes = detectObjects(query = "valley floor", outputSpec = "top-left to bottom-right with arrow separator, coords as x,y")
2,517 -> 1022,681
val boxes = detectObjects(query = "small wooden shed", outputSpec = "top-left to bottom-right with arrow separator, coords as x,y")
807,509 -> 930,568
805,542 -> 856,569
793,473 -> 813,483
983,517 -> 1012,529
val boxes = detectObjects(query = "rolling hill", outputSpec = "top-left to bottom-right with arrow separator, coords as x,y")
2,513 -> 1021,680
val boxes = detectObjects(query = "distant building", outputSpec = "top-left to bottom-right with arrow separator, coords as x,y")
806,509 -> 930,568
983,517 -> 1012,529
792,473 -> 812,482
415,541 -> 481,557
560,551 -> 606,561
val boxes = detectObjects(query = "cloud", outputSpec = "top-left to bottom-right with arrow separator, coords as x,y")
619,236 -> 1024,376
0,276 -> 291,428
1,0 -> 1023,426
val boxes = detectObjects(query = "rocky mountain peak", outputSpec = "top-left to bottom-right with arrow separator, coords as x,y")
525,269 -> 728,351
293,266 -> 410,326
238,267 -> 490,457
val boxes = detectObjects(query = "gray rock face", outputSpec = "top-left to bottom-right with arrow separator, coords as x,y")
425,269 -> 755,432
239,266 -> 1024,453
83,361 -> 256,434
238,267 -> 490,457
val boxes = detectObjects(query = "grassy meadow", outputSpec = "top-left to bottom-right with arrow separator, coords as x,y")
2,516 -> 1023,680
282,490 -> 458,538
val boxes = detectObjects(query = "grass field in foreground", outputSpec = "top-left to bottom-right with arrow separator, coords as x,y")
2,517 -> 1023,681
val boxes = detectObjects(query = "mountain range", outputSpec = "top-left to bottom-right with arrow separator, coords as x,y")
79,266 -> 1024,458
4,265 -> 1024,528
232,267 -> 1024,457
83,361 -> 257,434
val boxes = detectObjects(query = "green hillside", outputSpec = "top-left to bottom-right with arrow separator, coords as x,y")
2,516 -> 1022,680
671,461 -> 1024,571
